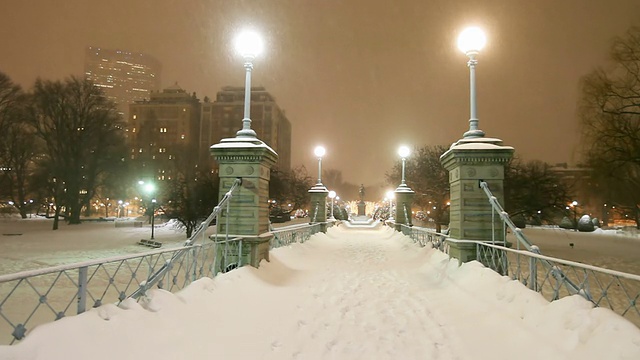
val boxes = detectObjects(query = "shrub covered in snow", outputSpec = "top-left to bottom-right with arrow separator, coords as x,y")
559,216 -> 574,229
578,214 -> 595,232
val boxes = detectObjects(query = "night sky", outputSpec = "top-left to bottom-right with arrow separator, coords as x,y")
2,1 -> 640,186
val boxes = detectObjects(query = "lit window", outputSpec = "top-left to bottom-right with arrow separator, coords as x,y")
152,155 -> 156,160
139,148 -> 143,153
160,127 -> 167,133
132,128 -> 136,133
181,134 -> 185,140
133,115 -> 137,120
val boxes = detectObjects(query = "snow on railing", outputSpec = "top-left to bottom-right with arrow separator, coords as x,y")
398,189 -> 640,328
270,223 -> 323,249
0,178 -> 246,345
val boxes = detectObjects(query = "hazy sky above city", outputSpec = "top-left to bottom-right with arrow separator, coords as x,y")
1,1 -> 640,187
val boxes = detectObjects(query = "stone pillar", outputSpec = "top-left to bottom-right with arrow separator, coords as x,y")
394,184 -> 415,232
309,184 -> 328,232
440,137 -> 513,263
210,137 -> 278,269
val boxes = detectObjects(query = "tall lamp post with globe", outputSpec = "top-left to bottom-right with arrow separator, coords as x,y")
234,30 -> 264,138
394,145 -> 415,230
139,181 -> 156,240
439,26 -> 514,262
308,146 -> 329,231
209,28 -> 279,269
328,190 -> 336,220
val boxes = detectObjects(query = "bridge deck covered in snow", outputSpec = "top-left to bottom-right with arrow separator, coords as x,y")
1,226 -> 639,360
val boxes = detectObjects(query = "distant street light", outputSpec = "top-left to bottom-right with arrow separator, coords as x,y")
457,26 -> 487,139
234,30 -> 264,138
386,190 -> 395,221
328,190 -> 336,220
314,146 -> 326,185
141,181 -> 156,240
398,145 -> 410,186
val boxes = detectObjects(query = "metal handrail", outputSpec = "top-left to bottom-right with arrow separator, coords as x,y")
185,178 -> 242,246
399,224 -> 640,326
478,181 -> 583,298
129,178 -> 242,299
311,202 -> 319,223
270,223 -> 323,249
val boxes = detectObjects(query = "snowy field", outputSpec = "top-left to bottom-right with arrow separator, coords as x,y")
0,226 -> 638,359
0,217 -> 309,276
509,227 -> 640,275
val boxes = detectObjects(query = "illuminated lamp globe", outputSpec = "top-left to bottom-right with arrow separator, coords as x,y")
314,146 -> 326,158
328,191 -> 336,199
144,183 -> 155,194
457,27 -> 487,55
235,30 -> 264,59
398,145 -> 410,158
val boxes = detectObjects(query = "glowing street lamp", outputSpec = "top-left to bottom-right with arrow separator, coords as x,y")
398,145 -> 410,186
386,190 -> 395,221
141,181 -> 156,240
571,200 -> 579,231
234,30 -> 264,138
314,146 -> 326,185
328,190 -> 336,219
457,26 -> 487,139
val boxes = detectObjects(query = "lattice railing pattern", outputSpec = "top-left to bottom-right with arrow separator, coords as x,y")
0,239 -> 247,345
400,224 -> 640,329
270,223 -> 323,249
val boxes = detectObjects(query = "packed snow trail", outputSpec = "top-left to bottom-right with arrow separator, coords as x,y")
1,226 -> 639,359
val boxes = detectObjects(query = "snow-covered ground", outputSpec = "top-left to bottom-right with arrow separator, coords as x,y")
1,226 -> 639,359
509,227 -> 640,275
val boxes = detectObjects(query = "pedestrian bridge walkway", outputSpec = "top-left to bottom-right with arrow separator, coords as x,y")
1,226 -> 638,359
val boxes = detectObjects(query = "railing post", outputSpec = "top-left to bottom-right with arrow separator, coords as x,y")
77,266 -> 88,314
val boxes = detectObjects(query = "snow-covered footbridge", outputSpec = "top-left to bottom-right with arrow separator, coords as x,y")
1,224 -> 639,359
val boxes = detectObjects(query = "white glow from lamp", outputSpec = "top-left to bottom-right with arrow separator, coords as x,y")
144,183 -> 155,194
457,27 -> 487,54
398,145 -> 410,158
314,146 -> 326,158
328,190 -> 336,199
235,30 -> 264,59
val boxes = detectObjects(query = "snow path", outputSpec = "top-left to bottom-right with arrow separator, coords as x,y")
1,226 -> 639,359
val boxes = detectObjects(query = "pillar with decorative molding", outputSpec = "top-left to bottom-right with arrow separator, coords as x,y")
210,137 -> 278,269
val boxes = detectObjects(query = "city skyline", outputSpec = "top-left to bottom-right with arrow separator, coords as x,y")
2,1 -> 640,186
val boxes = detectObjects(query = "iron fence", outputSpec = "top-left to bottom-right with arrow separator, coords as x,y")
270,223 -> 323,249
0,239 -> 244,345
399,223 -> 640,328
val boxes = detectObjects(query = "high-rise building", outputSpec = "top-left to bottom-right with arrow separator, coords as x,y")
84,46 -> 162,119
200,86 -> 292,170
128,84 -> 201,182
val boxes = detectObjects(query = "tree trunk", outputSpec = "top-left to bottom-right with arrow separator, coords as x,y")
52,206 -> 61,230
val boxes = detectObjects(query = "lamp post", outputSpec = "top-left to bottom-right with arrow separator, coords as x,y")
386,190 -> 395,221
398,145 -> 410,186
314,146 -> 326,185
234,30 -> 264,138
328,190 -> 336,219
457,27 -> 487,139
141,181 -> 156,240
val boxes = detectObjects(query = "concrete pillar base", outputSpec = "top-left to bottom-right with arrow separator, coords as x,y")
447,241 -> 477,264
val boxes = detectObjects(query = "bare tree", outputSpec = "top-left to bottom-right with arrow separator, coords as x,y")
28,77 -> 125,229
0,72 -> 40,218
579,26 -> 640,227
270,165 -> 314,212
503,159 -> 572,224
386,145 -> 450,232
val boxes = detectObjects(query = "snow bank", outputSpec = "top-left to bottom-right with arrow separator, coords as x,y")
0,227 -> 638,359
